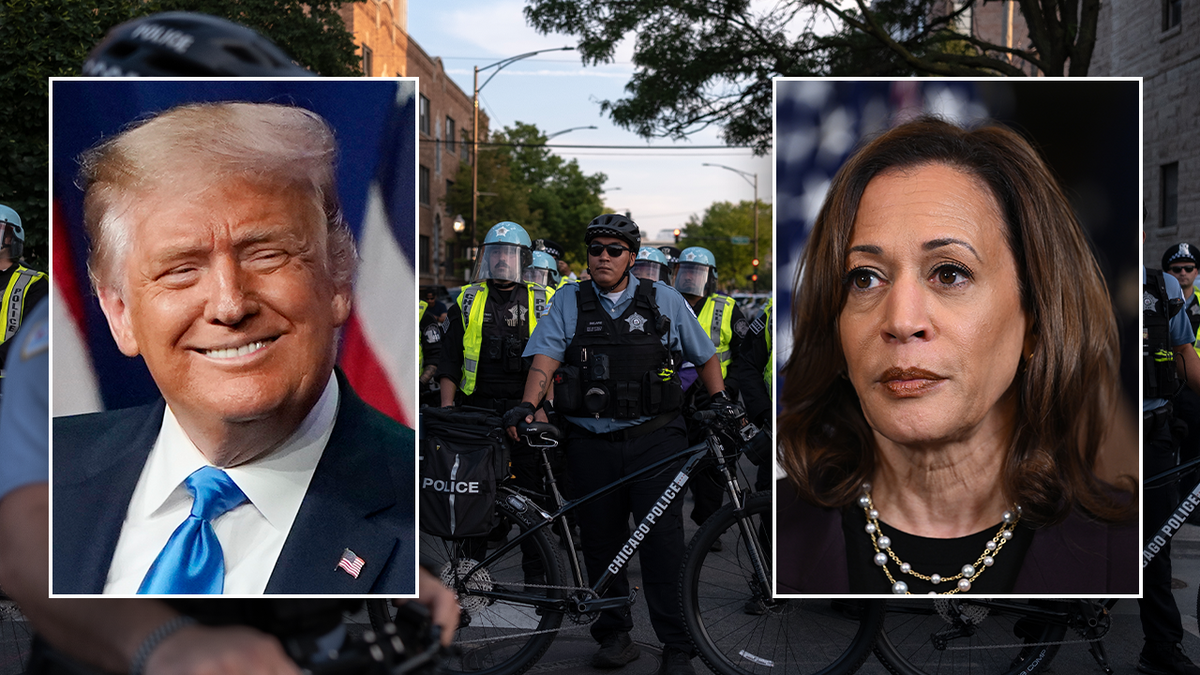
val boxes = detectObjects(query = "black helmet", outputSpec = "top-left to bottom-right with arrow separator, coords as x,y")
83,12 -> 314,77
585,213 -> 640,255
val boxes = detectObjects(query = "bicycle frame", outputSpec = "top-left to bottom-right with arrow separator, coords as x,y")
1143,454 -> 1200,567
449,418 -> 766,616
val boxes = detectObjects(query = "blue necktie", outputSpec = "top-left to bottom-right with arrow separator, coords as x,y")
138,466 -> 248,594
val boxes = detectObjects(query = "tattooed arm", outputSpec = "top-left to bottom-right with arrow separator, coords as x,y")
506,354 -> 562,441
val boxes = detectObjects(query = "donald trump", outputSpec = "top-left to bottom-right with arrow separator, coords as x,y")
53,101 -> 415,595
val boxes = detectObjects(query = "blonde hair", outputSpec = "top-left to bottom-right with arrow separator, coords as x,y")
79,101 -> 357,292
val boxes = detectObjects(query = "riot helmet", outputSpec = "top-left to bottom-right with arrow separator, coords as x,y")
83,12 -> 314,77
472,221 -> 532,284
674,246 -> 718,297
0,205 -> 24,261
632,246 -> 671,284
524,250 -> 561,287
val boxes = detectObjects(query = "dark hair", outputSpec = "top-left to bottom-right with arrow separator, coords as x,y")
779,116 -> 1131,527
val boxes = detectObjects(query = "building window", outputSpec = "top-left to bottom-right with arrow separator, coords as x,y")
445,242 -> 456,276
419,235 -> 430,273
434,118 -> 442,176
1162,162 -> 1179,229
420,165 -> 430,205
362,44 -> 373,76
419,95 -> 430,136
1164,0 -> 1182,30
461,128 -> 470,161
445,117 -> 456,154
446,179 -> 454,201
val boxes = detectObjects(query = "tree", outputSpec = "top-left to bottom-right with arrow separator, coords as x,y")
679,199 -> 773,292
525,0 -> 1100,152
443,122 -> 607,267
0,1 -> 363,272
0,0 -> 146,271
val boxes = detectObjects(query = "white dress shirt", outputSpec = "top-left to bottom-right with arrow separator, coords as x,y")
103,373 -> 339,595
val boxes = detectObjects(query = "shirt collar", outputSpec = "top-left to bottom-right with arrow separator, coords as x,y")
139,372 -> 340,530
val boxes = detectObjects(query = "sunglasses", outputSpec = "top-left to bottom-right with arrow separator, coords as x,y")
588,243 -> 632,258
1170,265 -> 1197,273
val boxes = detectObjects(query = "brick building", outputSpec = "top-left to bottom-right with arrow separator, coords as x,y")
1087,0 -> 1196,258
338,0 -> 484,289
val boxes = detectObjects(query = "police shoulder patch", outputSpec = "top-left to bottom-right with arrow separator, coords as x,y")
733,318 -> 750,338
20,318 -> 48,360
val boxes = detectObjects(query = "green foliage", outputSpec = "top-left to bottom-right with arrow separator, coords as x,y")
0,0 -> 145,271
0,0 -> 363,273
443,122 -> 607,267
678,199 -> 772,292
524,0 -> 1101,151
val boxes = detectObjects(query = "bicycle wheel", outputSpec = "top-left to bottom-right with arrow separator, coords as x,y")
400,495 -> 565,675
874,599 -> 1066,675
682,491 -> 884,675
0,597 -> 33,675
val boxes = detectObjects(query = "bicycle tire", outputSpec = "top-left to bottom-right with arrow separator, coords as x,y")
681,491 -> 885,675
0,596 -> 33,675
874,599 -> 1066,675
393,494 -> 565,675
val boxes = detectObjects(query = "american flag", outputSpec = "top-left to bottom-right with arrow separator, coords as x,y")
51,79 -> 417,426
337,548 -> 366,579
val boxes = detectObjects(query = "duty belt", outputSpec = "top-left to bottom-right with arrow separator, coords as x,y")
1144,402 -> 1175,438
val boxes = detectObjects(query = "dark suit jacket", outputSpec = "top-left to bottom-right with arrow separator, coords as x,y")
52,371 -> 415,594
776,478 -> 1138,594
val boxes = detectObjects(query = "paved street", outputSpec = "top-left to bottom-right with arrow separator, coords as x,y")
8,516 -> 1200,674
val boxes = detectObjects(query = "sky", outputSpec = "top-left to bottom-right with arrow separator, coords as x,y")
406,1 -> 774,250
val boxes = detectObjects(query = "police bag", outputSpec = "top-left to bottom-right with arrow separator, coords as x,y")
419,406 -> 511,539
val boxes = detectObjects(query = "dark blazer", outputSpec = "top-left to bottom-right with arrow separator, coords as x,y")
776,478 -> 1138,594
52,371 -> 415,594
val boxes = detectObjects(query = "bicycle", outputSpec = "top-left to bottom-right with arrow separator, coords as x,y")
869,455 -> 1199,675
379,408 -> 881,675
0,589 -> 32,675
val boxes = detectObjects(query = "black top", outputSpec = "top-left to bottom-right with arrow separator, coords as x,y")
843,505 -> 1034,594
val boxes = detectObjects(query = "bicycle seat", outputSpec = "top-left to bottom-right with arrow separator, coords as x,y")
519,422 -> 562,448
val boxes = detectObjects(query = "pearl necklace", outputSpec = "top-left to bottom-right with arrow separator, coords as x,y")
857,483 -> 1021,595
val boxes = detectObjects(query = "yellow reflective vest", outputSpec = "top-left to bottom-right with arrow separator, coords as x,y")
418,300 -> 428,368
457,282 -> 553,395
697,293 -> 736,378
2,265 -> 46,342
762,299 -> 773,388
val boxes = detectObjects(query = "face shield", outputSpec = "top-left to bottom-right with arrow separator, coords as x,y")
523,267 -> 555,286
673,261 -> 713,296
472,243 -> 531,284
632,260 -> 669,283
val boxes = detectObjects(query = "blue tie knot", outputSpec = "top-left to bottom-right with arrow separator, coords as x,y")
137,466 -> 249,594
187,466 -> 248,521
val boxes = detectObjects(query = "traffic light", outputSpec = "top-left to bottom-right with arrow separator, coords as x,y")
751,273 -> 758,282
751,258 -> 760,268
673,228 -> 681,244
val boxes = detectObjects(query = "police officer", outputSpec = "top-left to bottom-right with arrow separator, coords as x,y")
1142,259 -> 1200,675
438,221 -> 553,412
534,238 -> 576,288
506,214 -> 735,675
632,246 -> 672,284
0,205 -> 47,372
419,289 -> 449,407
1163,243 -> 1200,501
672,247 -> 749,528
729,299 -> 772,492
524,250 -> 562,288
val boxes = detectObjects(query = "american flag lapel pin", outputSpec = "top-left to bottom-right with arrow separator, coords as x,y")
337,548 -> 365,579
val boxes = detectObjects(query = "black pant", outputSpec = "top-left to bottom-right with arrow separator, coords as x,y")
1140,417 -> 1184,645
567,416 -> 691,652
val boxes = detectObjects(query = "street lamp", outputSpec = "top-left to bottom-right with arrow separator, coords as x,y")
702,163 -> 760,262
545,125 -> 597,141
472,46 -> 575,250
452,214 -> 465,233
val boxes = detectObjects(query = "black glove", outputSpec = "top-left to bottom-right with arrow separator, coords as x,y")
503,401 -> 537,429
706,390 -> 745,420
